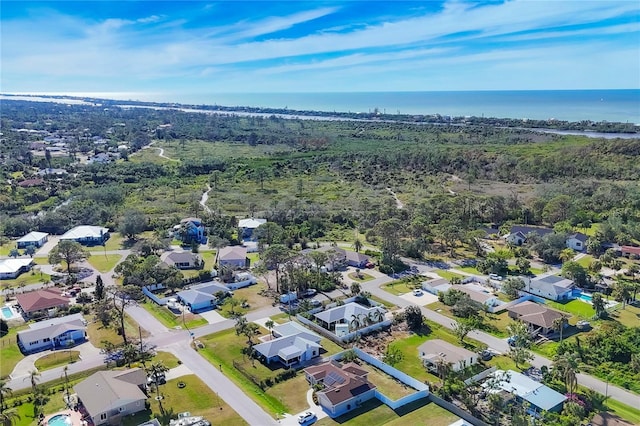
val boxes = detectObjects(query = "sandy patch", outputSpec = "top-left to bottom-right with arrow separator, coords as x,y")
399,291 -> 439,306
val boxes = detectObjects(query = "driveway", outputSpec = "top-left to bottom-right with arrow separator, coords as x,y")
399,291 -> 439,306
198,309 -> 227,324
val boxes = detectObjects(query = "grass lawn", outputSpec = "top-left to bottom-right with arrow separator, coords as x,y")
0,244 -> 14,256
425,301 -> 511,338
266,374 -> 311,415
140,301 -> 208,330
1,269 -> 51,289
576,255 -> 594,268
0,325 -> 28,378
315,397 -> 458,426
369,295 -> 397,309
457,266 -> 481,275
152,351 -> 182,369
269,312 -> 290,323
34,351 -> 81,371
485,354 -> 530,372
381,281 -> 420,296
247,252 -> 260,266
348,272 -> 375,282
582,223 -> 600,237
435,270 -> 465,281
124,374 -> 247,426
196,328 -> 289,415
360,363 -> 415,399
529,267 -> 545,275
606,398 -> 640,425
86,254 -> 122,273
97,233 -> 126,251
608,303 -> 640,328
86,313 -> 143,347
546,299 -> 595,319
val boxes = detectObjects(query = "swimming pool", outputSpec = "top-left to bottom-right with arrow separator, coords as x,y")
47,414 -> 72,426
579,293 -> 593,303
1,306 -> 14,319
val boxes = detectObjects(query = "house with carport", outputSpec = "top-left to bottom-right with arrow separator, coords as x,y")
16,231 -> 49,249
253,321 -> 322,367
15,288 -> 69,318
0,258 -> 34,279
304,360 -> 377,418
74,368 -> 147,425
60,225 -> 110,245
17,313 -> 87,354
218,246 -> 248,270
418,339 -> 478,372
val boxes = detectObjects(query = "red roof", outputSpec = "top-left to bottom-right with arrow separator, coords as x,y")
621,246 -> 640,256
17,178 -> 45,187
16,288 -> 69,314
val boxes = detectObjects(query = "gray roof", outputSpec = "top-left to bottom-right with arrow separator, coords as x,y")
218,246 -> 247,261
344,250 -> 370,263
314,302 -> 384,324
18,314 -> 86,344
418,339 -> 477,366
510,226 -> 554,238
163,251 -> 199,266
486,370 -> 567,411
177,281 -> 229,306
567,232 -> 588,243
272,321 -> 321,342
74,369 -> 147,417
529,275 -> 574,296
253,335 -> 320,360
16,231 -> 49,243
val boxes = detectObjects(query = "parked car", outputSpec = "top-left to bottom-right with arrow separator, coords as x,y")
310,299 -> 322,307
365,262 -> 375,269
148,373 -> 166,385
489,273 -> 503,281
298,411 -> 316,424
479,350 -> 493,361
302,289 -> 317,298
412,289 -> 423,296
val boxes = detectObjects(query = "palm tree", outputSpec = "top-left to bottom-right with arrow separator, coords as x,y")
349,314 -> 360,332
0,379 -> 12,411
559,248 -> 575,263
352,237 -> 363,253
371,309 -> 385,323
552,316 -> 568,342
25,370 -> 40,395
553,354 -> 580,395
592,293 -> 606,318
0,409 -> 21,426
148,361 -> 169,415
265,320 -> 275,336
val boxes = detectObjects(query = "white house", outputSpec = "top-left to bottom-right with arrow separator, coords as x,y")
17,313 -> 87,354
484,370 -> 567,413
450,284 -> 500,307
524,275 -> 575,301
60,225 -> 110,245
16,231 -> 49,249
238,218 -> 267,241
0,258 -> 34,279
418,339 -> 478,372
566,233 -> 588,251
253,322 -> 322,367
422,278 -> 451,295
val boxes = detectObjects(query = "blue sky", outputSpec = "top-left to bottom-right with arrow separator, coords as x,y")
2,1 -> 639,96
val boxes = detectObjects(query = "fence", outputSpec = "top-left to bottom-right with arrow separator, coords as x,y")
464,366 -> 497,385
429,394 -> 489,426
142,286 -> 170,306
295,314 -> 345,346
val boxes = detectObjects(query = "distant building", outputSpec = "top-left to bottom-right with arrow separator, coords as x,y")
161,251 -> 201,270
218,246 -> 248,270
418,339 -> 478,372
173,217 -> 207,245
253,321 -> 322,367
503,226 -> 553,246
507,301 -> 567,334
176,281 -> 230,313
0,258 -> 34,279
524,275 -> 574,301
15,288 -> 69,318
566,232 -> 588,251
238,218 -> 267,241
484,370 -> 567,413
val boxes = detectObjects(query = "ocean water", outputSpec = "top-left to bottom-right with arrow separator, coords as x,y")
4,89 -> 639,123
158,90 -> 640,123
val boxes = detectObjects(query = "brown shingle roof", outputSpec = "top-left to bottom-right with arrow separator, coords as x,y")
16,288 -> 68,314
507,301 -> 547,316
508,301 -> 565,329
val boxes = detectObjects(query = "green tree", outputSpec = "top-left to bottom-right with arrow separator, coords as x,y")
48,240 -> 90,276
591,292 -> 607,318
350,282 -> 361,296
118,209 -> 146,240
94,275 -> 105,300
552,316 -> 568,342
0,409 -> 21,426
108,285 -> 143,345
262,244 -> 290,293
502,277 -> 526,300
8,249 -> 19,259
0,379 -> 12,411
383,344 -> 404,366
23,245 -> 36,258
404,305 -> 424,332
452,318 -> 476,343
352,237 -> 363,253
148,361 -> 169,415
612,281 -> 631,309
265,320 -> 275,336
515,257 -> 531,275
506,321 -> 533,369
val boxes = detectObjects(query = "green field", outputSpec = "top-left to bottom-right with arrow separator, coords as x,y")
546,299 -> 596,319
434,270 -> 466,281
86,254 -> 122,273
140,301 -> 208,330
34,351 -> 81,371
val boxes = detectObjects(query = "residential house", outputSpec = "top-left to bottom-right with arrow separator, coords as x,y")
503,226 -> 554,246
238,218 -> 267,241
344,250 -> 371,268
218,246 -> 248,270
418,339 -> 478,372
421,278 -> 451,295
253,321 -> 322,367
566,232 -> 588,251
17,313 -> 87,354
176,281 -> 230,313
507,301 -> 567,335
0,258 -> 34,279
37,168 -> 68,176
313,302 -> 385,332
60,225 -> 110,245
15,288 -> 69,318
621,246 -> 640,259
17,178 -> 45,188
161,251 -> 201,270
450,284 -> 499,307
74,369 -> 147,425
88,152 -> 111,164
16,231 -> 49,249
174,218 -> 207,245
484,370 -> 567,413
301,246 -> 348,271
304,360 -> 377,418
524,275 -> 575,301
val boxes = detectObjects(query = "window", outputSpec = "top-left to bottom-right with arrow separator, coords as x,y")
119,407 -> 125,412
43,338 -> 50,342
100,413 -> 107,420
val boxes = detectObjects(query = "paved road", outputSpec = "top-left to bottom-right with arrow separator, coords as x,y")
360,274 -> 640,408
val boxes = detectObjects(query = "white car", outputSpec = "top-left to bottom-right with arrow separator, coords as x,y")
489,274 -> 503,281
297,411 -> 316,424
412,289 -> 423,296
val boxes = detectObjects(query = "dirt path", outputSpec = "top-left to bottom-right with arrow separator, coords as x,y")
386,187 -> 404,209
200,185 -> 212,214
